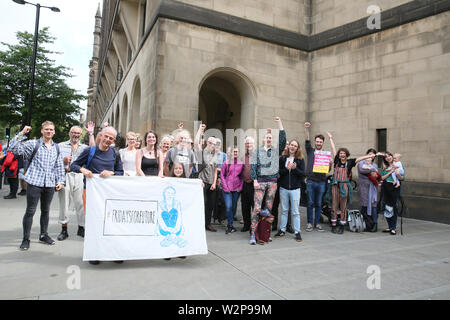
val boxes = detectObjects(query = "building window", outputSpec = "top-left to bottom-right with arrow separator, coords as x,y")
141,0 -> 147,37
376,129 -> 387,167
127,45 -> 132,66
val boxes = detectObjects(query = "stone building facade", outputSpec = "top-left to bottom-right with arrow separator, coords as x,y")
86,0 -> 450,223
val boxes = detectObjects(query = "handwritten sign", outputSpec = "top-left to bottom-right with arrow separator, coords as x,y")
313,151 -> 332,174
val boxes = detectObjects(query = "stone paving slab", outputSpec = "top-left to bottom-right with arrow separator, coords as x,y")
0,186 -> 449,300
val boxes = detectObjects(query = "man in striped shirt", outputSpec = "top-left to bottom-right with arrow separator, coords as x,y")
8,121 -> 65,251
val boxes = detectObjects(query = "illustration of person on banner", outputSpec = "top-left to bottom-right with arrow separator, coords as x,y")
158,185 -> 187,248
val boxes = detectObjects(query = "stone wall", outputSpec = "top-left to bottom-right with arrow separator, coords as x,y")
103,20 -> 161,136
176,0 -> 310,34
311,0 -> 413,34
154,18 -> 309,142
310,11 -> 450,184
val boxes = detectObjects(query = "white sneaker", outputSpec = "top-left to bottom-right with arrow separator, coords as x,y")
306,223 -> 313,232
249,234 -> 256,245
315,224 -> 325,232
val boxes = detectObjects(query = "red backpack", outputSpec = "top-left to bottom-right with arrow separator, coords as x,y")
255,215 -> 274,244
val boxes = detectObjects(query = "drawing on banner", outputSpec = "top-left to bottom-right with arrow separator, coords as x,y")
313,150 -> 332,174
158,186 -> 187,248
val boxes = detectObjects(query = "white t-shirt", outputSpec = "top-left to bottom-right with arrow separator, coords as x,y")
120,148 -> 137,176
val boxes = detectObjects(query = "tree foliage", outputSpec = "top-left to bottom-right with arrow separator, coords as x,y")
0,27 -> 85,142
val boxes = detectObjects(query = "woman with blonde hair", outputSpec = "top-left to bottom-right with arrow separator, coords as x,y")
274,139 -> 305,242
160,135 -> 172,163
119,131 -> 138,176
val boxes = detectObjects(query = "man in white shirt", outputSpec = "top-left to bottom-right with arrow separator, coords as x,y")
56,123 -> 93,240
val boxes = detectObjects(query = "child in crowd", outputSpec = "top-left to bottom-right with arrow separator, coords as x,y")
163,162 -> 187,260
170,162 -> 187,178
392,153 -> 404,188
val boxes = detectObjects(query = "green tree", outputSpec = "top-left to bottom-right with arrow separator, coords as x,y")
0,27 -> 85,142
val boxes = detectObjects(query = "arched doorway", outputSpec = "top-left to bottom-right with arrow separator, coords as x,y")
198,68 -> 256,150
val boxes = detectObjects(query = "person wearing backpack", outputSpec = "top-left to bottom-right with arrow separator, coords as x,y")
70,126 -> 124,265
8,122 -> 65,251
1,150 -> 19,199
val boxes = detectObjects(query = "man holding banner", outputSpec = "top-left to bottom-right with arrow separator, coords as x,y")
304,122 -> 331,233
70,126 -> 124,265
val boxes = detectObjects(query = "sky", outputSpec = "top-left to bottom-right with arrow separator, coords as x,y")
0,0 -> 103,117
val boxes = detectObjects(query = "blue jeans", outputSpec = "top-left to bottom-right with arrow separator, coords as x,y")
279,187 -> 301,234
306,180 -> 326,226
223,191 -> 240,227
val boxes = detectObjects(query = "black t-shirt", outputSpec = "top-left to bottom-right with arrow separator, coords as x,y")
333,155 -> 356,179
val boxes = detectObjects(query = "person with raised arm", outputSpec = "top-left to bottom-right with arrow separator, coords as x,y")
249,117 -> 286,245
194,124 -> 219,232
8,122 -> 65,251
304,122 -> 329,232
327,132 -> 376,234
274,139 -> 305,242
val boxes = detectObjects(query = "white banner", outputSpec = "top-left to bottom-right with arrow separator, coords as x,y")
83,176 -> 207,261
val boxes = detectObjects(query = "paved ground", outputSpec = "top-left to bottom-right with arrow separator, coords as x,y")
0,185 -> 449,300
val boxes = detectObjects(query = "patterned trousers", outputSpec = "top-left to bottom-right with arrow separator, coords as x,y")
250,181 -> 278,235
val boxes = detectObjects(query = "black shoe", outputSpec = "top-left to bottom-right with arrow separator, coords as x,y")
18,190 -> 27,196
295,232 -> 303,242
274,230 -> 285,238
205,225 -> 217,232
241,227 -> 250,232
89,260 -> 100,265
3,194 -> 16,199
39,234 -> 55,245
113,260 -> 124,264
331,225 -> 337,234
20,239 -> 30,251
337,225 -> 345,234
77,226 -> 85,238
57,229 -> 69,241
225,226 -> 236,234
287,226 -> 295,234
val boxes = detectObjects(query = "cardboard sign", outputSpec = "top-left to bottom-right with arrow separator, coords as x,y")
313,151 -> 332,174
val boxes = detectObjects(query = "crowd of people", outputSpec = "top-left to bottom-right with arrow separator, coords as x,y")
1,117 -> 405,255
